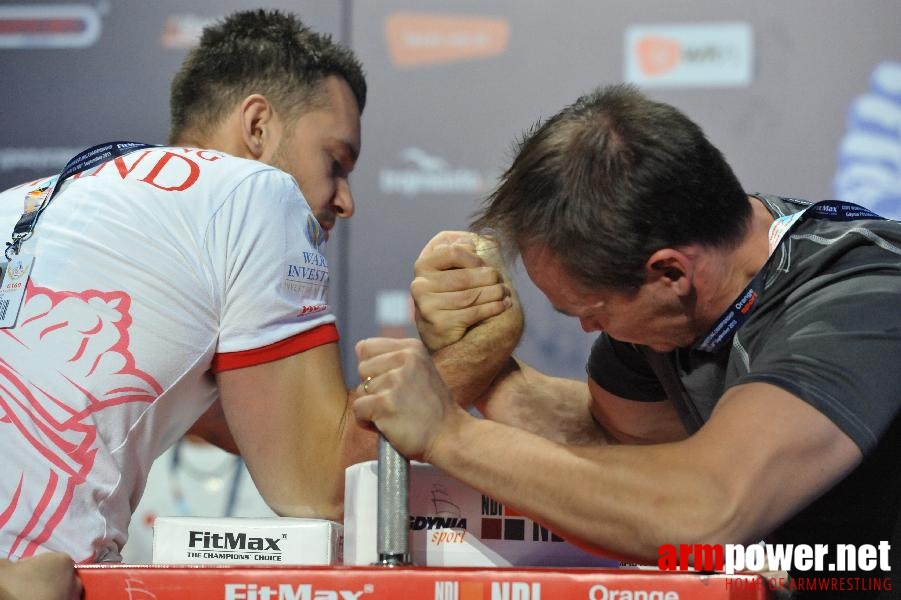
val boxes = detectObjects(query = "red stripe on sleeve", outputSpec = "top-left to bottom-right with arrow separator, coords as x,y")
212,323 -> 340,373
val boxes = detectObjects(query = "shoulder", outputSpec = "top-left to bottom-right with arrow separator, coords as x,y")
750,193 -> 811,218
0,175 -> 54,201
155,147 -> 293,186
151,148 -> 302,209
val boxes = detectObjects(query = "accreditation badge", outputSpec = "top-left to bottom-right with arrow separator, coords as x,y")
0,253 -> 34,328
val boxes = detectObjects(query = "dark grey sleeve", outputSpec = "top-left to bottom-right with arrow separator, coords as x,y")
735,271 -> 901,455
586,334 -> 666,402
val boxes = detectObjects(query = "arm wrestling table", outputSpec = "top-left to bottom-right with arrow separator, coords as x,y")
76,564 -> 773,599
76,436 -> 775,599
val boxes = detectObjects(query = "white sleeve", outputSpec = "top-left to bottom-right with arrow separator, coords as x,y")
206,168 -> 337,358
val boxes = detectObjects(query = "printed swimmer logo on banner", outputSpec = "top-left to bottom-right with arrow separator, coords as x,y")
379,148 -> 490,198
385,12 -> 509,68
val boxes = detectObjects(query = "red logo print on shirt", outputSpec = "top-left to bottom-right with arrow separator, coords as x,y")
0,286 -> 162,559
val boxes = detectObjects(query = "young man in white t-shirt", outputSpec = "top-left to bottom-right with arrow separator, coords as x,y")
1,12 -> 508,598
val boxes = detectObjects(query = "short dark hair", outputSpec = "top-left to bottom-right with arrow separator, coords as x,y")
472,84 -> 750,291
168,9 -> 366,143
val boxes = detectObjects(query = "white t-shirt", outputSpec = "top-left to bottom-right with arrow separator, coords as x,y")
0,146 -> 337,562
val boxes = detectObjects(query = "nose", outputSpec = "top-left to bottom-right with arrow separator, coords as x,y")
334,178 -> 354,219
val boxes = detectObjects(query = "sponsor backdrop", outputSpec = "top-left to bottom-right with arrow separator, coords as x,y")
2,0 -> 899,560
347,0 -> 901,379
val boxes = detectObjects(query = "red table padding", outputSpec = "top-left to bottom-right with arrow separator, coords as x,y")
76,564 -> 774,599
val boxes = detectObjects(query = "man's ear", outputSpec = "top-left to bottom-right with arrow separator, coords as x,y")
238,94 -> 276,160
644,247 -> 694,297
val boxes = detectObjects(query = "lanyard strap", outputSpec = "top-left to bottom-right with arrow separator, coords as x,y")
693,200 -> 886,353
5,141 -> 156,259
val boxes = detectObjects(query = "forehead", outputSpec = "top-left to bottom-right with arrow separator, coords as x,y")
521,244 -> 604,312
294,76 -> 361,151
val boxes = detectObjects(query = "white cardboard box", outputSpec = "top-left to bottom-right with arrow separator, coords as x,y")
344,460 -> 618,567
152,516 -> 342,566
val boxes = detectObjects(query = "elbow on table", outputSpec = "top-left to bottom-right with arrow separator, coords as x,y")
263,479 -> 344,523
269,497 -> 343,523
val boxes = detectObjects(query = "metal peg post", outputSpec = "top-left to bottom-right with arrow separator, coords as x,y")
376,434 -> 411,566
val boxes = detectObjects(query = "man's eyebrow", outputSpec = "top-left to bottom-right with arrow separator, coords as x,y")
335,138 -> 359,163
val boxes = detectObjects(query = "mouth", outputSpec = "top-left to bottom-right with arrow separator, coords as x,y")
320,221 -> 334,241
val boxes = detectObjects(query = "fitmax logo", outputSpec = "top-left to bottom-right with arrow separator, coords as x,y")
188,530 -> 282,551
224,583 -> 371,600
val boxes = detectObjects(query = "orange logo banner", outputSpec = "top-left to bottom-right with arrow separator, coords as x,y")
385,13 -> 509,68
636,36 -> 681,77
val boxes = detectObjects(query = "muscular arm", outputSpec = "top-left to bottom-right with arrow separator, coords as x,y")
216,342 -> 376,521
354,339 -> 862,563
430,320 -> 522,410
430,382 -> 861,561
186,400 -> 240,454
472,357 -> 607,445
475,358 -> 689,446
586,377 -> 688,444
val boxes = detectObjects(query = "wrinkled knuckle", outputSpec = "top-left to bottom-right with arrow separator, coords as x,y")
474,286 -> 494,305
461,287 -> 483,308
383,369 -> 403,391
417,309 -> 437,325
447,270 -> 471,290
486,266 -> 503,283
400,346 -> 420,362
412,278 -> 440,299
401,338 -> 422,351
350,399 -> 366,419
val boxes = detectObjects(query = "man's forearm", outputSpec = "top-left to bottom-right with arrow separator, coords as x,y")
431,299 -> 523,408
425,409 -> 730,563
477,358 -> 610,446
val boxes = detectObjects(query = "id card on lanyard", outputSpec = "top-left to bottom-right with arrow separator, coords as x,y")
693,200 -> 885,353
0,141 -> 156,328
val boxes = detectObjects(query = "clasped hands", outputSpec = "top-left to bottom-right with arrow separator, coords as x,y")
352,231 -> 514,459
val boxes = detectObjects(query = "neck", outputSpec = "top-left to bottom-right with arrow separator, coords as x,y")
693,196 -> 774,330
170,112 -> 253,159
169,134 -> 203,149
170,134 -> 247,159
